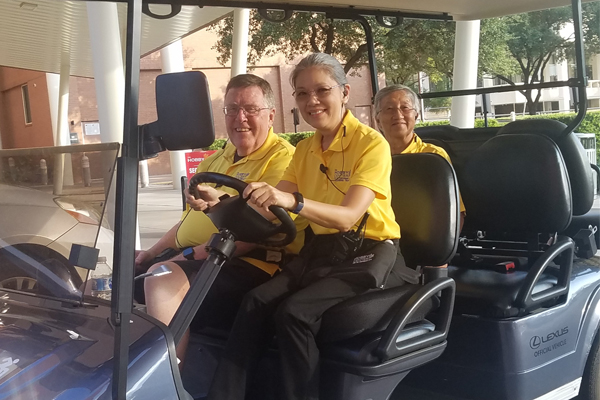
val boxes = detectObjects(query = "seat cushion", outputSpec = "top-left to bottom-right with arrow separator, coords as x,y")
449,266 -> 558,318
319,284 -> 438,343
320,320 -> 435,366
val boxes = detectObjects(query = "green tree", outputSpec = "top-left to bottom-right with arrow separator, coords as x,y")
208,5 -> 599,117
209,13 -> 515,85
483,3 -> 600,115
378,20 -> 455,87
379,18 -> 517,86
209,11 -> 387,74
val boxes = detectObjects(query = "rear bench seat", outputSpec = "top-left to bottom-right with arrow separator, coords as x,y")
417,120 -> 596,318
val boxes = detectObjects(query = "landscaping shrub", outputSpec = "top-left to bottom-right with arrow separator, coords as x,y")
206,110 -> 599,164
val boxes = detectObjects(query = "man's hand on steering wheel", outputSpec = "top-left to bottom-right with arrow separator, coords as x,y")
185,185 -> 222,211
243,182 -> 296,213
188,172 -> 297,247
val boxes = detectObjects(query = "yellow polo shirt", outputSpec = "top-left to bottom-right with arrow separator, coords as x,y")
402,134 -> 466,213
282,111 -> 400,241
176,128 -> 301,275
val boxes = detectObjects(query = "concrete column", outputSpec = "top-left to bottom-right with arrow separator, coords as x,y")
160,40 -> 187,190
231,9 -> 250,77
46,74 -> 61,144
139,160 -> 150,187
56,53 -> 72,148
87,2 -> 124,145
592,54 -> 600,81
450,20 -> 480,128
46,54 -> 74,193
87,2 -> 125,238
556,59 -> 571,112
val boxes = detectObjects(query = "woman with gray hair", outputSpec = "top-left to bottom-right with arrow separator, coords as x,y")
374,83 -> 466,251
208,53 -> 402,400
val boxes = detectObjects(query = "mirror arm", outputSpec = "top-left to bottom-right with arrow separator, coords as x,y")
139,121 -> 164,160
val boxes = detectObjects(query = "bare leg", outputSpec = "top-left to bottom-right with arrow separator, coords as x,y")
145,261 -> 190,368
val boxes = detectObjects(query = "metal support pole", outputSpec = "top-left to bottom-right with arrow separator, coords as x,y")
353,16 -> 379,102
481,94 -> 489,127
564,0 -> 587,135
111,0 -> 142,397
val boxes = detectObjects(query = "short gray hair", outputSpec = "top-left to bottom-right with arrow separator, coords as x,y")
226,74 -> 275,108
290,53 -> 348,89
374,84 -> 421,115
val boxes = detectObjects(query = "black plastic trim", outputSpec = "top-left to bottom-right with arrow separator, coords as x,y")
515,236 -> 574,311
323,341 -> 447,377
376,277 -> 455,361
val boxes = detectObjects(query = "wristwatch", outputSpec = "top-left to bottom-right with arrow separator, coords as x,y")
182,247 -> 195,260
291,192 -> 304,214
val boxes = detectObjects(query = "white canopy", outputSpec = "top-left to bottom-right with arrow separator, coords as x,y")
0,0 -> 593,77
0,1 -> 232,77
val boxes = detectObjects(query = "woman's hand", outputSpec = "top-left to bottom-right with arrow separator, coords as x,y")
243,182 -> 296,212
185,185 -> 221,211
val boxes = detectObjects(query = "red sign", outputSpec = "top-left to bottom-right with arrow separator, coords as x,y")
185,150 -> 217,179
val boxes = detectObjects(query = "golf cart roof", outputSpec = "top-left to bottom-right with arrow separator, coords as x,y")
158,0 -> 596,20
0,0 -> 594,79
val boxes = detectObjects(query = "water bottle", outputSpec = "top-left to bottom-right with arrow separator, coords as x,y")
91,256 -> 112,300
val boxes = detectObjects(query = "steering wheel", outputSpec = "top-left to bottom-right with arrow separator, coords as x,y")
188,172 -> 296,247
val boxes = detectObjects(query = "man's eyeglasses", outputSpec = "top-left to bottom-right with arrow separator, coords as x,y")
378,106 -> 416,116
222,106 -> 270,117
293,84 -> 344,101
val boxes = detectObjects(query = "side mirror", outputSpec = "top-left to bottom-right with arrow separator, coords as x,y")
140,71 -> 215,159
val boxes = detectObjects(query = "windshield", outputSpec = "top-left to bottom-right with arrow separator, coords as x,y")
0,143 -> 118,302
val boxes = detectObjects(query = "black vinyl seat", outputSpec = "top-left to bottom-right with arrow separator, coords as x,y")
497,119 -> 598,258
451,133 -> 576,317
497,119 -> 594,216
415,125 -> 499,190
318,153 -> 459,400
183,153 -> 461,400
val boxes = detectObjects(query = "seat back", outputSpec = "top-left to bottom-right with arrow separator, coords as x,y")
415,125 -> 499,190
391,153 -> 461,267
461,133 -> 572,234
498,119 -> 594,216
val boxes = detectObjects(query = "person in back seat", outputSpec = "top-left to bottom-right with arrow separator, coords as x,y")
375,84 -> 465,280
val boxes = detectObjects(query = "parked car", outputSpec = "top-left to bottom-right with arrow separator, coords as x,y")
0,145 -> 117,299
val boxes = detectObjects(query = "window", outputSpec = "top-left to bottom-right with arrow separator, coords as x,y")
21,85 -> 32,125
83,121 -> 101,136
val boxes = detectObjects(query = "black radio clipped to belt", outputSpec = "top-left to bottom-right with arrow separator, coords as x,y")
330,213 -> 370,264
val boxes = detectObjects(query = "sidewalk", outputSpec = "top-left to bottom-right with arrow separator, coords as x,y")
137,175 -> 183,250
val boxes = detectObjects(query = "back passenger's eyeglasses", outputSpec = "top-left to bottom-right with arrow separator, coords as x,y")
378,106 -> 416,115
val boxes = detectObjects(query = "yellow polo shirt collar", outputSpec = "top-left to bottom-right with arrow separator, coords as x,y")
402,132 -> 466,213
310,110 -> 356,154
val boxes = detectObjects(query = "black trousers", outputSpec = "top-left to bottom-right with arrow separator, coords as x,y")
207,235 -> 399,400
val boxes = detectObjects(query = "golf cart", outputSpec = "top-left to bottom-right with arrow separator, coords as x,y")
0,0 -> 598,399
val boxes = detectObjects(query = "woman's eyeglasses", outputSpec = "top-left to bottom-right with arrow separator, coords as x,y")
222,106 -> 270,116
293,84 -> 344,101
